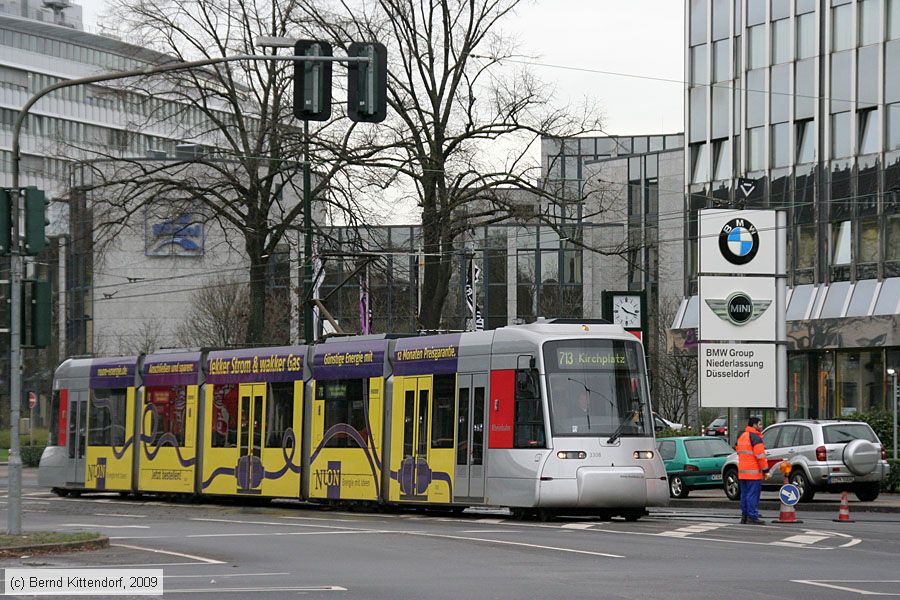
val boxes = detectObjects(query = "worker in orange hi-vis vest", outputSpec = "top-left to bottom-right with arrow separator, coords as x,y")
736,417 -> 771,524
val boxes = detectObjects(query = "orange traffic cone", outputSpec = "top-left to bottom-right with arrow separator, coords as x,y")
772,477 -> 803,524
832,490 -> 855,523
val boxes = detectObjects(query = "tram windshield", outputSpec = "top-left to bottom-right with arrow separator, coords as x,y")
543,339 -> 652,438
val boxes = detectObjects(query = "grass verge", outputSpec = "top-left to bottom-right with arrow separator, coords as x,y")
0,532 -> 102,548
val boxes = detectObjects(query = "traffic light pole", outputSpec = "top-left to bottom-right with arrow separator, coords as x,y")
303,120 -> 314,343
7,51 -> 371,535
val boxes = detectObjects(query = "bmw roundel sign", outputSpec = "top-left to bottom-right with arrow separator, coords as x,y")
718,218 -> 759,265
699,209 -> 777,275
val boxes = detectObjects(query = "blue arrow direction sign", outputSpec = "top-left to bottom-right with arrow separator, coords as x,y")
780,484 -> 800,506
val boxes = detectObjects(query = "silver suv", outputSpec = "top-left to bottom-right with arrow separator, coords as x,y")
722,420 -> 890,502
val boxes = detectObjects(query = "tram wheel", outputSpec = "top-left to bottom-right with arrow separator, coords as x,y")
596,510 -> 613,522
51,488 -> 69,497
621,510 -> 642,522
537,508 -> 556,522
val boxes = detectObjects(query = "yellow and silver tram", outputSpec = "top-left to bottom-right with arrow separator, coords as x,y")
38,320 -> 668,519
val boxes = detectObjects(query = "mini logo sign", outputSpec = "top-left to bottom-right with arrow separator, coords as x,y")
705,292 -> 772,326
718,218 -> 759,265
145,213 -> 204,257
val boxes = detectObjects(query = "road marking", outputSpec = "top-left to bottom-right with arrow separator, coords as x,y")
164,572 -> 291,579
94,513 -> 147,518
189,517 -> 365,531
793,580 -> 900,596
782,534 -> 829,545
111,543 -> 224,565
280,515 -> 369,523
405,531 -> 624,558
62,523 -> 150,529
658,522 -> 727,538
162,586 -> 347,594
560,523 -> 597,530
186,531 -> 384,538
474,518 -> 506,524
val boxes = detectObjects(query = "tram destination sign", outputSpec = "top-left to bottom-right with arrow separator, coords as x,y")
699,343 -> 776,408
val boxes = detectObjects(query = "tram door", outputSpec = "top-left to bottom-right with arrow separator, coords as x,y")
66,391 -> 87,486
455,373 -> 487,501
400,376 -> 432,498
237,383 -> 266,493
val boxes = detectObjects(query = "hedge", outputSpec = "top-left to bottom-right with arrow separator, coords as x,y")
20,446 -> 45,468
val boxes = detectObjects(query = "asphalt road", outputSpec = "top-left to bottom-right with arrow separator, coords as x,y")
2,470 -> 900,599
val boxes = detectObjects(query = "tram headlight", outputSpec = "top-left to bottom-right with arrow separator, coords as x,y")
557,451 -> 587,460
633,450 -> 655,460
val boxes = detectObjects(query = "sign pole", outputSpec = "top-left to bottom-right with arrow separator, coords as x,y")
776,210 -> 788,423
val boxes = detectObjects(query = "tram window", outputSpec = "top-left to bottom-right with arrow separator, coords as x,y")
48,390 -> 60,446
456,387 -> 470,465
211,385 -> 238,448
88,388 -> 127,447
403,390 -> 415,457
514,369 -> 546,449
319,379 -> 368,448
472,387 -> 485,465
266,382 -> 295,447
431,374 -> 455,449
67,404 -> 77,459
145,386 -> 187,447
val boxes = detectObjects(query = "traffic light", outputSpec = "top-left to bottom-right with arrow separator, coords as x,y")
293,40 -> 333,121
29,279 -> 52,348
347,42 -> 387,123
0,188 -> 10,255
23,187 -> 49,256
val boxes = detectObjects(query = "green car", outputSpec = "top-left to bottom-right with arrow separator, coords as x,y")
656,436 -> 735,498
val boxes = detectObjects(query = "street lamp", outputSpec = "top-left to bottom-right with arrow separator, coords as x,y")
889,367 -> 897,461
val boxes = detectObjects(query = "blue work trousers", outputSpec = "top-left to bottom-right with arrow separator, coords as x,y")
740,479 -> 762,519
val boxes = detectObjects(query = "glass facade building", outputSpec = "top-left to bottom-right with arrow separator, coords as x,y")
682,0 -> 900,418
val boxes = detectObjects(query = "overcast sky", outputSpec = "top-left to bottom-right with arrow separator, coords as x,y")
75,0 -> 685,137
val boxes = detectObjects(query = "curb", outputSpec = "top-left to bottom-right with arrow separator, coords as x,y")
668,499 -> 900,514
0,536 -> 109,558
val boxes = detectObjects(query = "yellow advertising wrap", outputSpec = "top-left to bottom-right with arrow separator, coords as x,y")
84,387 -> 135,491
200,381 -> 303,498
388,374 -> 455,504
137,385 -> 198,494
308,377 -> 384,501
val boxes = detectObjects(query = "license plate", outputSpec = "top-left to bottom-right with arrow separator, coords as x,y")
829,476 -> 854,484
710,474 -> 722,481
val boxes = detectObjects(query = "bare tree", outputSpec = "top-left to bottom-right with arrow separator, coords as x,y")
651,296 -> 698,428
297,0 -> 604,328
70,0 -> 366,344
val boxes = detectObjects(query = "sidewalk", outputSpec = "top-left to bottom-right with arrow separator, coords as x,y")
669,489 -> 900,514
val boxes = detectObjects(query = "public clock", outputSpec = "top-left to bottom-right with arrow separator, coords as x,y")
612,295 -> 642,329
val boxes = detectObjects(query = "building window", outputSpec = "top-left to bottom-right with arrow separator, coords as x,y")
712,138 -> 731,180
832,3 -> 854,51
771,64 -> 790,123
690,0 -> 708,46
713,39 -> 730,82
858,109 -> 880,155
771,122 -> 790,167
796,119 -> 816,163
748,126 -> 765,171
748,24 -> 767,69
690,142 -> 710,183
835,351 -> 884,415
691,44 -> 709,85
857,218 -> 880,264
831,112 -> 852,158
859,0 -> 882,46
689,87 -> 707,142
891,0 -> 900,39
796,224 -> 816,270
747,69 -> 766,128
797,12 -> 816,58
890,104 -> 900,150
772,18 -> 792,64
712,0 -> 730,40
831,220 -> 852,265
712,85 -> 729,138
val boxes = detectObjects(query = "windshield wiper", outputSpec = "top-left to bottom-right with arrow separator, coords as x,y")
607,409 -> 638,444
567,377 -> 598,429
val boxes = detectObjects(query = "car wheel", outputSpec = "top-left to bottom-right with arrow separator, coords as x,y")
724,468 -> 740,501
855,483 -> 880,502
789,469 -> 816,502
669,475 -> 689,499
